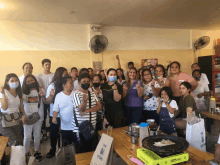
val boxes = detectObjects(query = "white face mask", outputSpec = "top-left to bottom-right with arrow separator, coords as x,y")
9,82 -> 19,89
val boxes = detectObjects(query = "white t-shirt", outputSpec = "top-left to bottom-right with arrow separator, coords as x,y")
73,79 -> 80,91
1,90 -> 20,114
192,80 -> 209,101
46,82 -> 60,117
23,89 -> 44,121
72,90 -> 98,133
123,70 -> 128,81
19,75 -> 25,87
201,73 -> 209,85
161,100 -> 178,118
53,91 -> 74,130
117,79 -> 126,85
143,81 -> 160,111
36,73 -> 54,91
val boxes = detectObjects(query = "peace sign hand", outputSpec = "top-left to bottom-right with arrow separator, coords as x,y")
123,84 -> 128,91
136,81 -> 141,88
112,84 -> 117,90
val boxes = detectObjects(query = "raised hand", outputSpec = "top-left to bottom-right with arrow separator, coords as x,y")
151,80 -> 155,86
157,98 -> 161,104
112,84 -> 117,90
39,87 -> 44,97
1,87 -> 5,95
136,81 -> 141,88
123,84 -> 128,91
116,55 -> 119,60
164,97 -> 168,103
50,89 -> 55,97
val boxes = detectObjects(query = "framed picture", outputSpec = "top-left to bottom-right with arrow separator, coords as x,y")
141,59 -> 158,69
93,61 -> 102,74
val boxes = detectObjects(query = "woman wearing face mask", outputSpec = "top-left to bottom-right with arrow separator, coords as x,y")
175,82 -> 198,131
22,75 -> 45,161
149,66 -> 155,79
1,73 -> 26,146
52,76 -> 75,146
154,65 -> 170,88
141,69 -> 160,124
92,74 -> 108,130
156,87 -> 178,136
116,68 -> 126,85
122,67 -> 144,125
167,61 -> 198,105
192,69 -> 209,112
101,68 -> 124,128
72,73 -> 101,153
45,67 -> 68,158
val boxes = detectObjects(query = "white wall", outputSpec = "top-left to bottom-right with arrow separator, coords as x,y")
0,20 -> 193,51
0,21 -> 90,50
102,26 -> 191,50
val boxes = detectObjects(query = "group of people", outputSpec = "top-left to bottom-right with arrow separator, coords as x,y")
0,56 -> 211,162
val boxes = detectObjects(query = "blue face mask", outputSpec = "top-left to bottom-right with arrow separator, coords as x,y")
151,71 -> 154,75
9,82 -> 19,89
108,76 -> 117,82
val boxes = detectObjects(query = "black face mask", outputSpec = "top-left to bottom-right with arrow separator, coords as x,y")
81,83 -> 90,90
93,83 -> 100,88
27,83 -> 35,89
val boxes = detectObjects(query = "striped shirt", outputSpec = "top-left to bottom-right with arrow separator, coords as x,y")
72,90 -> 98,133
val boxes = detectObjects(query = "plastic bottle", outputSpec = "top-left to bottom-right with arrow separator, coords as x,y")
139,123 -> 149,147
210,97 -> 216,114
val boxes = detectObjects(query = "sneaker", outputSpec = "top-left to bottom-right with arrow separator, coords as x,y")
46,149 -> 56,158
34,152 -> 43,162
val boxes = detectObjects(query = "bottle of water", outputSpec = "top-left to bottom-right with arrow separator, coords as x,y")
139,123 -> 149,147
210,97 -> 216,114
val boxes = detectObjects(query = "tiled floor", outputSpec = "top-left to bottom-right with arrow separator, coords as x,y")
30,137 -> 127,165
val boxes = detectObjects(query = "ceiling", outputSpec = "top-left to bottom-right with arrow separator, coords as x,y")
0,0 -> 220,29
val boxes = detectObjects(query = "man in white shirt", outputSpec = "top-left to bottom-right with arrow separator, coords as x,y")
69,67 -> 80,91
116,55 -> 134,81
191,63 -> 209,85
19,62 -> 33,87
36,59 -> 54,141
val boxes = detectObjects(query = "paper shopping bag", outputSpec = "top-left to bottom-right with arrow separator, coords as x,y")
91,133 -> 114,165
186,118 -> 206,152
56,144 -> 76,165
10,146 -> 25,165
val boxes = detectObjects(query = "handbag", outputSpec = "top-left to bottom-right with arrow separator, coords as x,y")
26,95 -> 41,125
1,112 -> 22,128
26,112 -> 41,125
73,91 -> 95,141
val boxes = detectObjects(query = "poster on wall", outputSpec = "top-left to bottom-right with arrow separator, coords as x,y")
141,59 -> 158,69
93,61 -> 102,74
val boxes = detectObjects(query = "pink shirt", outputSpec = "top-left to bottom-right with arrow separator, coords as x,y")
167,72 -> 194,97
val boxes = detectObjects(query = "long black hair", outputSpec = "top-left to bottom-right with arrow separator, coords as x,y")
159,87 -> 173,100
155,64 -> 165,77
116,68 -> 125,80
4,73 -> 22,99
51,67 -> 67,102
22,75 -> 40,95
141,69 -> 152,84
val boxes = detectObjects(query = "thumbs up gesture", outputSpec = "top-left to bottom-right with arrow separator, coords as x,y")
112,84 -> 117,90
136,81 -> 141,88
123,84 -> 128,91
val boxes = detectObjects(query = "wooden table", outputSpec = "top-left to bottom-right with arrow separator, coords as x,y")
0,136 -> 9,165
75,151 -> 94,165
201,111 -> 220,121
97,127 -> 214,165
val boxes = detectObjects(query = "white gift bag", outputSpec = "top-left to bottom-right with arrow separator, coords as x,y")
186,118 -> 206,152
10,146 -> 25,165
90,133 -> 113,165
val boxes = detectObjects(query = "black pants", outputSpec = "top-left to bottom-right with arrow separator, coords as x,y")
61,130 -> 76,146
105,110 -> 124,128
49,116 -> 60,150
42,103 -> 50,130
141,110 -> 160,125
72,132 -> 98,153
125,106 -> 143,125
